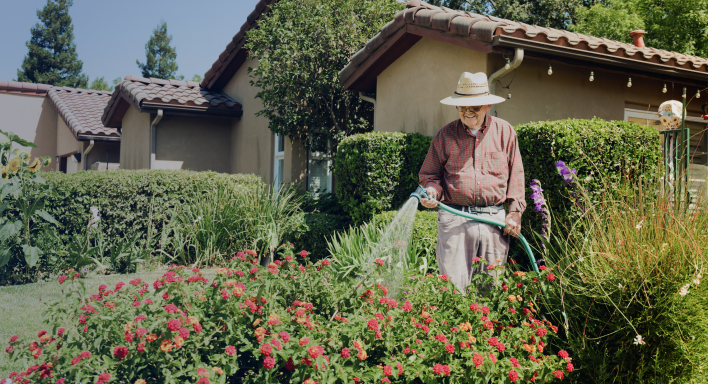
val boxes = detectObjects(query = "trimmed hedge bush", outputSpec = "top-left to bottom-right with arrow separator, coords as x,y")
284,212 -> 351,260
35,169 -> 263,247
516,118 -> 661,236
334,132 -> 432,224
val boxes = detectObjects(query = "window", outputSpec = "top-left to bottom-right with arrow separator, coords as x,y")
274,134 -> 285,187
308,141 -> 332,197
625,108 -> 708,192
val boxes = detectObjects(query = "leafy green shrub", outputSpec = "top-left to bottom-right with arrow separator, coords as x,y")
4,245 -> 572,383
516,118 -> 661,234
284,212 -> 350,260
334,132 -> 432,224
540,178 -> 708,383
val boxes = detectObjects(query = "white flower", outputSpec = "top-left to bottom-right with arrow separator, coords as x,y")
694,279 -> 701,286
618,283 -> 623,289
661,243 -> 669,251
578,257 -> 585,262
679,284 -> 690,296
194,216 -> 203,224
633,334 -> 645,345
89,206 -> 100,228
585,175 -> 592,182
635,220 -> 644,230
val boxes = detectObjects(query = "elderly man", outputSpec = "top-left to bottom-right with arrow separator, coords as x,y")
419,72 -> 525,294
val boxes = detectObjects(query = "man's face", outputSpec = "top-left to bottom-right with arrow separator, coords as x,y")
458,104 -> 491,130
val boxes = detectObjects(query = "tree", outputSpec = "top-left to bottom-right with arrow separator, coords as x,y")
16,0 -> 88,88
136,21 -> 183,80
246,0 -> 403,154
89,76 -> 113,91
191,74 -> 203,82
427,0 -> 582,29
570,0 -> 708,57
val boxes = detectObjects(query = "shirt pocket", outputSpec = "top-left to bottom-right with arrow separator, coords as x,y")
484,152 -> 508,176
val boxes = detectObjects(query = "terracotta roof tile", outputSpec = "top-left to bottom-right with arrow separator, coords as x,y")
0,80 -> 52,96
102,75 -> 243,127
340,0 -> 708,88
200,0 -> 278,90
47,87 -> 118,139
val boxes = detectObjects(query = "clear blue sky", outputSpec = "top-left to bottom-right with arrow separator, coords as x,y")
0,0 -> 260,85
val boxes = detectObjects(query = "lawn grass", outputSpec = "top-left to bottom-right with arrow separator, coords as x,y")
0,270 -> 215,378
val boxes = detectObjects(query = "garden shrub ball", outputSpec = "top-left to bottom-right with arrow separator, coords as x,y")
4,245 -> 571,383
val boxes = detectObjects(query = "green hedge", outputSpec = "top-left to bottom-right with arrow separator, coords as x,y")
284,212 -> 351,260
334,132 -> 432,224
516,117 -> 661,238
36,170 -> 263,245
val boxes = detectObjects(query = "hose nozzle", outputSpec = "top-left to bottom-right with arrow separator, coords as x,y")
409,185 -> 430,202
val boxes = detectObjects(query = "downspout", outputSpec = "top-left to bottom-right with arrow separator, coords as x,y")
488,48 -> 524,117
359,92 -> 376,130
82,140 -> 94,171
150,109 -> 163,169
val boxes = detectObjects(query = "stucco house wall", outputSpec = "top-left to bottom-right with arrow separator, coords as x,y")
153,114 -> 232,173
222,57 -> 307,184
119,107 -> 150,170
0,93 -> 57,162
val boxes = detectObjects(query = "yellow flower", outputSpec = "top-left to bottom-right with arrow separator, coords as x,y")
17,150 -> 29,162
1,167 -> 8,180
173,335 -> 184,348
160,339 -> 173,353
28,158 -> 41,172
8,157 -> 22,173
212,367 -> 223,375
134,380 -> 146,384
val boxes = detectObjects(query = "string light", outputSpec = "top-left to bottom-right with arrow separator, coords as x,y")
589,71 -> 594,82
697,89 -> 701,99
505,58 -> 511,70
662,83 -> 667,93
547,59 -> 553,75
627,77 -> 632,88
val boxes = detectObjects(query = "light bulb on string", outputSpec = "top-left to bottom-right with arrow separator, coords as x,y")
662,83 -> 667,93
697,89 -> 701,99
627,77 -> 632,88
589,71 -> 594,82
505,58 -> 511,70
547,64 -> 553,75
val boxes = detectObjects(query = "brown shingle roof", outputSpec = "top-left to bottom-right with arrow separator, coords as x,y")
340,0 -> 708,91
47,87 -> 118,139
200,0 -> 277,90
102,75 -> 243,128
0,80 -> 52,96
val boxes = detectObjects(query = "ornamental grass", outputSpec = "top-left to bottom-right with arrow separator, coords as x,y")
4,244 -> 571,383
543,174 -> 708,383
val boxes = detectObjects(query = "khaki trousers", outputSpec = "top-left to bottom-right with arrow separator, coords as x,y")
436,208 -> 509,295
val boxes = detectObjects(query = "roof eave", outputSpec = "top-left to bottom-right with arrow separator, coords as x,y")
141,102 -> 244,119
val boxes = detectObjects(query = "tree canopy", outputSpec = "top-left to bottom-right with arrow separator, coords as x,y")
427,0 -> 581,29
16,0 -> 88,88
245,0 -> 404,154
89,76 -> 113,91
136,21 -> 183,80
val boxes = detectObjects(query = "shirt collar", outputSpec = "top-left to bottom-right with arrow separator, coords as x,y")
460,114 -> 491,135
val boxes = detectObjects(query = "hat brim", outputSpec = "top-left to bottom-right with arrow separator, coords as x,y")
440,94 -> 506,106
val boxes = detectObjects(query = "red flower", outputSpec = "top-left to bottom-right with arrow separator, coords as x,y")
308,345 -> 324,359
508,370 -> 520,382
80,351 -> 91,358
97,372 -> 111,384
510,357 -> 520,368
438,274 -> 450,281
124,331 -> 133,343
279,332 -> 290,343
566,362 -> 574,373
179,327 -> 190,339
383,365 -> 393,376
225,345 -> 236,356
558,350 -> 569,359
300,250 -> 309,258
58,328 -> 65,337
135,314 -> 147,322
137,343 -> 145,353
113,346 -> 129,359
435,334 -> 447,343
341,348 -> 351,358
71,356 -> 81,365
374,259 -> 384,267
548,273 -> 556,281
193,322 -> 203,333
482,306 -> 490,315
367,319 -> 379,331
5,346 -> 13,353
114,282 -> 125,291
167,318 -> 182,332
402,300 -> 413,312
299,337 -> 310,346
539,265 -> 548,271
261,343 -> 273,356
285,357 -> 297,371
489,353 -> 497,363
536,328 -> 548,337
9,335 -> 18,343
263,356 -> 276,369
58,275 -> 67,284
445,344 -> 455,354
163,304 -> 178,314
553,370 -> 564,379
196,378 -> 210,384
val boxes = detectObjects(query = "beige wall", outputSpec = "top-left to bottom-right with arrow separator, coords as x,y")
374,37 -> 488,136
84,141 -> 120,168
222,58 -> 308,184
153,114 -> 232,173
57,117 -> 79,156
119,107 -> 150,170
0,93 -> 57,164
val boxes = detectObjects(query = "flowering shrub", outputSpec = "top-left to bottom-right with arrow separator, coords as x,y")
4,245 -> 570,383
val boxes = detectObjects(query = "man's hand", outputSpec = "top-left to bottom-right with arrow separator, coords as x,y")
420,187 -> 439,209
503,212 -> 522,238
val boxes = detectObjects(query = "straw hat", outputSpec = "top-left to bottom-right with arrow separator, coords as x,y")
440,72 -> 505,106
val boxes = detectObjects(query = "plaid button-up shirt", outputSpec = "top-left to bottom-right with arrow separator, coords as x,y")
419,115 -> 526,213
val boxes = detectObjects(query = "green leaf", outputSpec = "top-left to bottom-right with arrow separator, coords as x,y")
0,220 -> 22,241
34,209 -> 58,225
21,244 -> 42,267
0,247 -> 11,268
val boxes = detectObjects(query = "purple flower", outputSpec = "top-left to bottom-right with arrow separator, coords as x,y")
555,160 -> 583,206
529,179 -> 550,248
